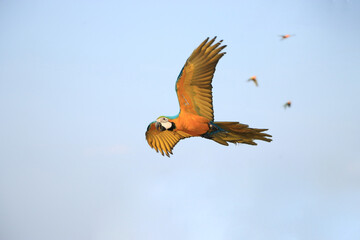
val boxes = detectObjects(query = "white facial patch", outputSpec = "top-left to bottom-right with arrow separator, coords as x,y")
161,121 -> 172,130
156,117 -> 172,130
156,117 -> 168,123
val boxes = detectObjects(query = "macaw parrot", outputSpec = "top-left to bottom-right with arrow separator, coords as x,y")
284,101 -> 292,109
145,37 -> 272,157
248,75 -> 258,86
280,34 -> 295,40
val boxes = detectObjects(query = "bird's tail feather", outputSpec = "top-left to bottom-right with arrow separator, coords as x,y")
208,121 -> 272,146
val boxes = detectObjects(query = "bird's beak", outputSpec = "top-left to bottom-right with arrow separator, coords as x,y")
155,122 -> 161,131
155,122 -> 166,131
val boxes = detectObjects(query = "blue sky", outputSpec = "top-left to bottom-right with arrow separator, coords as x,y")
1,0 -> 360,239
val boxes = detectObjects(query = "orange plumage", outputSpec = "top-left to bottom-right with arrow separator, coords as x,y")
248,75 -> 258,86
284,101 -> 292,109
145,37 -> 272,157
280,34 -> 295,40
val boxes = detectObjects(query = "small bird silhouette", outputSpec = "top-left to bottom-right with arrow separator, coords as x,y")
284,101 -> 291,109
248,76 -> 258,86
280,34 -> 295,40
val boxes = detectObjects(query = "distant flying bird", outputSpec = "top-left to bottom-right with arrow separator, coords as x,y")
284,101 -> 291,109
280,34 -> 295,40
145,37 -> 272,157
248,76 -> 258,86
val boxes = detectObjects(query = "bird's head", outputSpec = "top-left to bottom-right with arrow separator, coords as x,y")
146,116 -> 176,133
155,116 -> 175,131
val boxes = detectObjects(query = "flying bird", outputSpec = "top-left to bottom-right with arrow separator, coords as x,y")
145,37 -> 272,157
284,101 -> 291,109
248,75 -> 258,86
280,34 -> 295,40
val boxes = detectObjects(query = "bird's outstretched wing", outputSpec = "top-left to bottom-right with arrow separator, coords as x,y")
175,37 -> 226,122
145,122 -> 191,157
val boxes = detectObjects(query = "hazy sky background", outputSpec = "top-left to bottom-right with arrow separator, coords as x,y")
1,0 -> 360,239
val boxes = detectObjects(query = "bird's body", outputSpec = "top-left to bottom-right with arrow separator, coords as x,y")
172,112 -> 209,136
280,34 -> 295,40
248,75 -> 258,86
146,37 -> 272,157
284,101 -> 292,109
